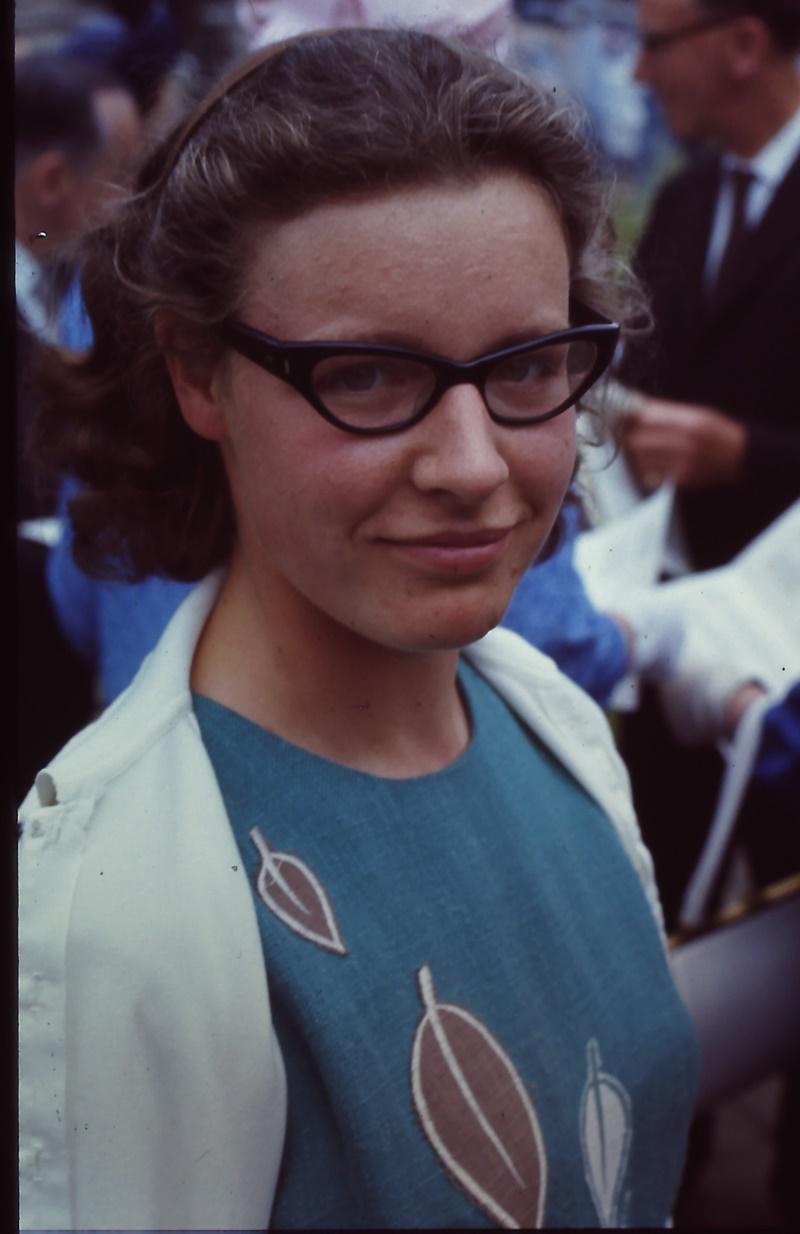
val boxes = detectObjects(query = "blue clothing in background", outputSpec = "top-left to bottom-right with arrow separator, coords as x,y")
47,279 -> 192,706
502,502 -> 629,705
49,493 -> 627,708
58,275 -> 93,350
47,485 -> 192,706
753,682 -> 800,805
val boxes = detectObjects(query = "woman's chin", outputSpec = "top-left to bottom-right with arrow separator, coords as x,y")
386,602 -> 510,654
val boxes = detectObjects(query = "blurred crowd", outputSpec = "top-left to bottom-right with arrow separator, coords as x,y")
15,0 -> 800,1227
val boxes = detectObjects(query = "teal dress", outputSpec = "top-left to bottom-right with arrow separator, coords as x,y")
194,659 -> 697,1229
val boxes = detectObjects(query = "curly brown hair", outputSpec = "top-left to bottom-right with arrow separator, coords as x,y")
30,25 -> 638,581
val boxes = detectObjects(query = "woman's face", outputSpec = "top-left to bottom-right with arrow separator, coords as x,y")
201,171 -> 576,655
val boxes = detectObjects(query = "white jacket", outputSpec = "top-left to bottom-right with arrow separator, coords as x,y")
19,572 -> 663,1231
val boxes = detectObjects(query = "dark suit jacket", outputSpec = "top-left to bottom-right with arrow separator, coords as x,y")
619,148 -> 800,569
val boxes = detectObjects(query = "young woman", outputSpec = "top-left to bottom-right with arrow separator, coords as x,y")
19,28 -> 697,1230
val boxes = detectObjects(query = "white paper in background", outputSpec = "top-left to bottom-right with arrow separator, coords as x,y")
578,435 -> 646,526
17,518 -> 63,548
574,483 -> 677,611
650,499 -> 800,695
579,431 -> 694,577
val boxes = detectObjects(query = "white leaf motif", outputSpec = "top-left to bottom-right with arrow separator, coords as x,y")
579,1038 -> 632,1227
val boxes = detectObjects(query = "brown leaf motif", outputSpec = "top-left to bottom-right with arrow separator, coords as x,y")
249,827 -> 347,955
411,965 -> 547,1228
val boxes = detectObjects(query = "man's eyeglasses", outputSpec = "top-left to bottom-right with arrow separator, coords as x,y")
638,10 -> 737,54
219,302 -> 620,435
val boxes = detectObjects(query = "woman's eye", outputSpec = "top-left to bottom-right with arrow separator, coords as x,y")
493,346 -> 565,385
320,362 -> 385,394
341,363 -> 384,391
495,356 -> 548,383
506,358 -> 543,382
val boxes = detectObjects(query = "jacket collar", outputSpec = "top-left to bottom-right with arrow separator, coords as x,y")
703,144 -> 800,327
35,570 -> 624,836
33,569 -> 225,806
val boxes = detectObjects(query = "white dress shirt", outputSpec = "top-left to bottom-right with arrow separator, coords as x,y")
704,102 -> 800,289
15,240 -> 60,344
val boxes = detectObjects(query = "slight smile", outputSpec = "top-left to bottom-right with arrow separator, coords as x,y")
376,527 -> 516,575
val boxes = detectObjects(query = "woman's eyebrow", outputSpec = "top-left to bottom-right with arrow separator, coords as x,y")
482,323 -> 571,352
299,320 -> 572,353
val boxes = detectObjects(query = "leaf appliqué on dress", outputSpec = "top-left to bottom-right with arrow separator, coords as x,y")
250,827 -> 347,955
411,965 -> 547,1229
579,1038 -> 632,1227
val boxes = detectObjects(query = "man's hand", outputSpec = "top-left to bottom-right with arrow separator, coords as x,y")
722,681 -> 768,739
619,394 -> 747,490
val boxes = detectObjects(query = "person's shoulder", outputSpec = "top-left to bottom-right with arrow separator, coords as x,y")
18,573 -> 221,815
18,662 -> 192,824
641,151 -> 720,233
465,625 -> 611,734
647,151 -> 719,214
467,623 -> 563,679
468,627 -> 665,935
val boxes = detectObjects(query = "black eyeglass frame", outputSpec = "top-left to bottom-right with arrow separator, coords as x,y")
219,301 -> 620,436
638,10 -> 738,54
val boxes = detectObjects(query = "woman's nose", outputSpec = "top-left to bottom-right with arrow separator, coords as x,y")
410,383 -> 510,502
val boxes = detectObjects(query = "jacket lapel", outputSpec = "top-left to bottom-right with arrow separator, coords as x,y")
676,157 -> 722,332
703,147 -> 800,327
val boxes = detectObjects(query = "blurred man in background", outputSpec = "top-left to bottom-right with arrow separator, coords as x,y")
620,0 -> 800,570
16,51 -> 143,803
16,52 -> 143,510
614,0 -> 800,915
15,53 -> 142,342
616,7 -> 800,1218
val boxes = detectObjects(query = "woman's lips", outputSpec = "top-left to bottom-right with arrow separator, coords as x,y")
377,527 -> 515,575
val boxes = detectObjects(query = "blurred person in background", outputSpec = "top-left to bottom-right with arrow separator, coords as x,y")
618,0 -> 800,568
15,47 -> 144,521
15,3 -> 198,805
236,0 -> 514,56
612,3 -> 800,1220
59,1 -> 190,148
609,0 -> 800,924
14,1 -> 111,56
15,53 -> 143,373
751,681 -> 800,805
16,51 -> 144,803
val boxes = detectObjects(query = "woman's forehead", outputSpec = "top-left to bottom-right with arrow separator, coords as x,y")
238,172 -> 571,338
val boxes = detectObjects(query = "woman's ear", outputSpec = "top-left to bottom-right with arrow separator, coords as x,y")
156,312 -> 228,442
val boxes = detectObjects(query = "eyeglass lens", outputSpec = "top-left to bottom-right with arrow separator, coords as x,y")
311,338 -> 599,429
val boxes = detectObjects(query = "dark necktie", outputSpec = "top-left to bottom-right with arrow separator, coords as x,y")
711,167 -> 755,302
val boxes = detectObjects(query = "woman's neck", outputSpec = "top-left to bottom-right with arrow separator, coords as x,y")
190,556 -> 471,779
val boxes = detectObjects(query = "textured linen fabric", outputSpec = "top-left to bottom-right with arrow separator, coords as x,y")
193,660 -> 697,1229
